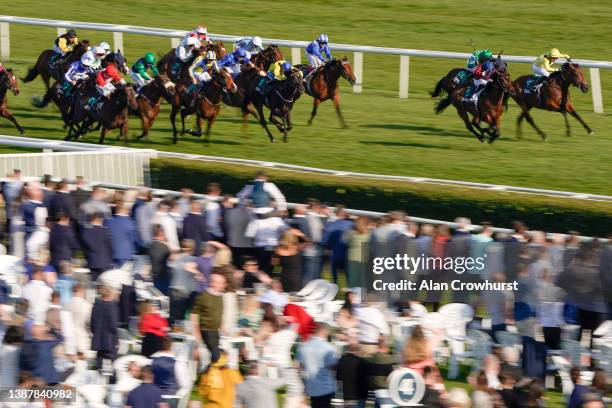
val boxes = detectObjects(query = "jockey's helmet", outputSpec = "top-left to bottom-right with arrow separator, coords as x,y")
318,34 -> 329,44
205,51 -> 216,61
99,42 -> 111,53
252,36 -> 263,49
196,26 -> 207,35
81,53 -> 96,67
67,30 -> 77,39
548,48 -> 564,59
94,47 -> 106,57
186,37 -> 200,48
236,48 -> 247,58
282,62 -> 292,72
144,53 -> 156,64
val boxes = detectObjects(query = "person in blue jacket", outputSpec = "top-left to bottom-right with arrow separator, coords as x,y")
218,47 -> 251,77
306,34 -> 332,68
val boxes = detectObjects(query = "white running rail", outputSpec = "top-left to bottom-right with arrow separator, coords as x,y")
0,15 -> 608,112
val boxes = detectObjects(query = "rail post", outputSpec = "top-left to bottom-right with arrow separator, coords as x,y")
113,31 -> 124,53
353,51 -> 363,93
0,22 -> 9,59
291,47 -> 301,65
171,38 -> 180,48
57,27 -> 66,36
399,55 -> 410,98
590,68 -> 603,113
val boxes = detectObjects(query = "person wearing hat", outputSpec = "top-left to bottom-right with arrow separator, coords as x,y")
528,48 -> 571,99
53,29 -> 78,57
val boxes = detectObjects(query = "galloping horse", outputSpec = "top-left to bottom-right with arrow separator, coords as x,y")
431,67 -> 470,99
21,41 -> 90,90
436,60 -> 514,143
242,70 -> 304,143
296,57 -> 356,128
222,46 -> 284,127
0,68 -> 25,134
133,74 -> 175,140
180,68 -> 236,144
157,42 -> 227,81
509,62 -> 592,140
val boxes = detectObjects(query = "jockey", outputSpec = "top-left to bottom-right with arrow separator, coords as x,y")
306,34 -> 331,68
462,59 -> 496,104
175,36 -> 200,63
64,53 -> 95,86
98,42 -> 111,57
189,51 -> 217,87
95,63 -> 126,98
533,48 -> 570,78
234,36 -> 264,54
131,52 -> 159,87
85,46 -> 108,71
181,26 -> 209,47
54,30 -> 78,57
466,49 -> 493,71
219,47 -> 251,77
256,60 -> 292,94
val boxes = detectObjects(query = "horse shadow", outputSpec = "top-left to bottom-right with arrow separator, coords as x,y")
359,123 -> 474,139
358,140 -> 457,150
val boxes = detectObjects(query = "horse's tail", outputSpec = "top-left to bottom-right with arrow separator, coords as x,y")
21,66 -> 39,83
434,96 -> 452,114
431,77 -> 446,98
503,92 -> 511,111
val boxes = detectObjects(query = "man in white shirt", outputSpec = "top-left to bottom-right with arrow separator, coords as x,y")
355,294 -> 390,357
66,283 -> 92,354
21,267 -> 53,324
152,200 -> 180,251
26,217 -> 51,261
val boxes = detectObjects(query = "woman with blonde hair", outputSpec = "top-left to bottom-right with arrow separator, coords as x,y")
274,228 -> 307,292
402,325 -> 434,375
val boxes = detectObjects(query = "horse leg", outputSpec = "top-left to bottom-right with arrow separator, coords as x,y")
137,115 -> 150,140
181,109 -> 193,136
563,112 -> 571,137
308,99 -> 321,126
196,115 -> 205,143
286,110 -> 293,132
0,108 -> 26,134
170,105 -> 179,144
121,120 -> 129,146
281,115 -> 288,143
98,127 -> 108,145
332,94 -> 348,129
257,105 -> 275,143
566,103 -> 594,134
456,106 -> 484,142
516,111 -> 525,139
205,116 -> 216,145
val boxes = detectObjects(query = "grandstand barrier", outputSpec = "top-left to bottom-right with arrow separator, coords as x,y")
0,148 -> 157,186
0,134 -> 610,203
0,15 -> 609,112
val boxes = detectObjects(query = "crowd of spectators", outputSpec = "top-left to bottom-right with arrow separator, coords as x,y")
0,168 -> 610,408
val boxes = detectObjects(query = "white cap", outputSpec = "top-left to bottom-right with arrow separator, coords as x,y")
252,36 -> 263,48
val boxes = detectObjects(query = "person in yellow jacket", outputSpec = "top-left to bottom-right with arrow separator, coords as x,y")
53,30 -> 78,56
198,353 -> 243,408
532,48 -> 570,77
256,60 -> 293,94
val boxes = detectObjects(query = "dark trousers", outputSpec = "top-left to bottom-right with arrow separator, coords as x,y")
230,246 -> 254,269
90,268 -> 109,282
491,323 -> 508,343
543,327 -> 562,350
169,289 -> 195,326
330,256 -> 346,284
96,349 -> 116,371
255,247 -> 274,275
310,393 -> 334,408
201,330 -> 220,363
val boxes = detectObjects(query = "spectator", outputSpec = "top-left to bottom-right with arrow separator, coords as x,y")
20,182 -> 48,248
134,188 -> 156,251
241,257 -> 272,289
49,179 -> 76,220
19,323 -> 62,385
0,325 -> 24,388
322,205 -> 352,284
402,325 -> 434,375
274,228 -> 305,292
297,323 -> 339,408
471,370 -> 504,408
70,176 -> 90,212
153,200 -> 180,251
245,209 -> 287,275
45,290 -> 77,360
223,196 -> 254,267
105,201 -> 138,267
198,352 -> 242,408
497,369 -> 518,408
151,337 -> 191,399
336,339 -> 368,408
26,216 -> 51,261
421,365 -> 446,407
336,291 -> 358,340
125,365 -> 165,408
191,273 -> 226,363
169,239 -> 200,326
343,216 -> 371,288
237,170 -> 287,212
446,388 -> 472,408
365,337 -> 394,393
2,169 -> 23,228
90,285 -> 119,369
203,183 -> 224,241
181,198 -> 210,255
139,300 -> 169,357
300,200 -> 326,284
65,283 -> 92,355
81,212 -> 114,280
49,212 -> 79,271
235,360 -> 286,408
79,186 -> 111,224
149,224 -> 172,296
356,294 -> 390,357
21,266 -> 53,324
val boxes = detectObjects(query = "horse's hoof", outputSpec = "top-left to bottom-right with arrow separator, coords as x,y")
19,131 -> 26,135
588,130 -> 595,135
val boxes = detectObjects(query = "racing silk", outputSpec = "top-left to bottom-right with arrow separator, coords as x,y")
131,57 -> 159,81
96,64 -> 123,87
54,34 -> 78,54
306,40 -> 331,61
466,50 -> 489,69
175,45 -> 195,63
180,30 -> 208,46
234,37 -> 261,54
82,51 -> 103,71
268,60 -> 290,80
64,61 -> 93,84
533,53 -> 568,73
473,60 -> 495,80
219,50 -> 250,68
189,55 -> 216,81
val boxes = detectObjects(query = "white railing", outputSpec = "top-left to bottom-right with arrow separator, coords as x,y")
0,148 -> 157,186
0,15 -> 608,112
0,134 -> 610,203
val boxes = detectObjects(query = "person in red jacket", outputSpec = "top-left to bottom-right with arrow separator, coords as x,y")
96,63 -> 126,98
138,300 -> 169,357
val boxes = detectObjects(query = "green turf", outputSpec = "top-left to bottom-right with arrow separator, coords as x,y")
0,0 -> 611,198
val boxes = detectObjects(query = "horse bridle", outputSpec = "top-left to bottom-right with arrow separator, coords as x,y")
1,70 -> 18,94
274,73 -> 302,103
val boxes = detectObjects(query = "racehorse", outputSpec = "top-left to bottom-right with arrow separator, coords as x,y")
0,68 -> 25,134
242,69 -> 304,143
436,60 -> 514,143
296,57 -> 356,128
132,74 -> 175,140
102,50 -> 128,74
250,45 -> 284,71
509,62 -> 592,140
68,84 -> 138,144
179,68 -> 236,144
431,67 -> 470,99
21,41 -> 90,90
157,42 -> 227,81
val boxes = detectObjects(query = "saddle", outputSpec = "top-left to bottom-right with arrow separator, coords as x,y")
525,76 -> 544,96
453,69 -> 471,86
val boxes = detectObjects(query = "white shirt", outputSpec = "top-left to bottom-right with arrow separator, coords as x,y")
26,226 -> 49,260
245,217 -> 287,247
355,306 -> 390,344
153,212 -> 180,251
66,296 -> 92,353
47,305 -> 77,356
237,180 -> 287,211
22,279 -> 53,324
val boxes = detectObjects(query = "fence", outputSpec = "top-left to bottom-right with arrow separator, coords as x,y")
0,148 -> 157,186
0,134 -> 610,203
0,15 -> 610,112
